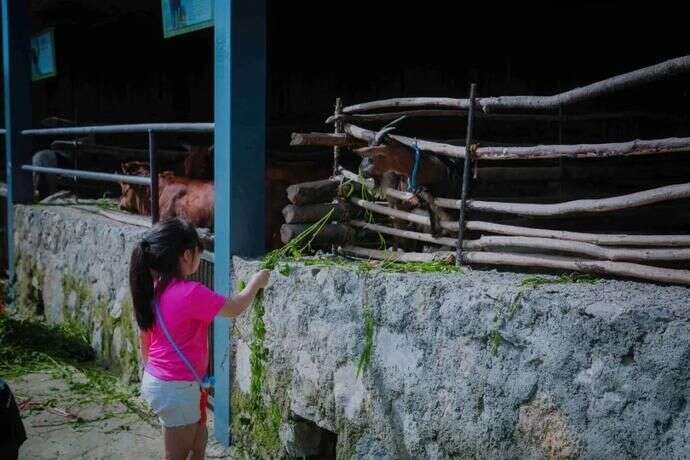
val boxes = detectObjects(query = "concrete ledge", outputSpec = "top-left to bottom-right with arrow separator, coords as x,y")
233,257 -> 690,458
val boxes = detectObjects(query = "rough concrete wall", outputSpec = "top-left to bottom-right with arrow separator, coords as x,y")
13,205 -> 146,381
233,258 -> 690,459
11,205 -> 690,457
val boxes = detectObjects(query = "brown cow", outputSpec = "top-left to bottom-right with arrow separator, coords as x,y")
119,162 -> 153,215
355,118 -> 458,242
158,171 -> 214,229
119,162 -> 214,229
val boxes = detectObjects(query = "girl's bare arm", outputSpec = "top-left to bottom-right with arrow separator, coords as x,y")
217,269 -> 271,318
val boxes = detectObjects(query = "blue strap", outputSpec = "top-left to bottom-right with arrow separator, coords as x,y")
154,301 -> 214,389
407,139 -> 422,192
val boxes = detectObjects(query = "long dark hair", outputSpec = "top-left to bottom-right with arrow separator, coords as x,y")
129,218 -> 203,330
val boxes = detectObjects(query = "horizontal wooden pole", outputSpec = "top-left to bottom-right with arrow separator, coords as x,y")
344,165 -> 690,217
465,236 -> 690,262
462,182 -> 690,216
344,123 -> 466,159
350,219 -> 457,247
338,245 -> 454,263
286,178 -> 340,205
290,132 -> 365,148
328,109 -> 467,124
466,221 -> 690,247
463,251 -> 690,286
343,129 -> 690,162
282,202 -> 355,224
478,56 -> 690,113
342,56 -> 690,114
280,223 -> 354,246
348,197 -> 459,231
327,110 -> 688,124
475,137 -> 690,160
338,167 -> 378,190
349,220 -> 690,263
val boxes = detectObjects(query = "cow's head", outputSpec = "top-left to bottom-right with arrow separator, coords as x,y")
119,162 -> 151,214
354,116 -> 410,178
182,144 -> 213,180
121,161 -> 150,176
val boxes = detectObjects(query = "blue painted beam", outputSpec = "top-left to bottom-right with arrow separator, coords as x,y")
2,0 -> 32,280
213,0 -> 266,447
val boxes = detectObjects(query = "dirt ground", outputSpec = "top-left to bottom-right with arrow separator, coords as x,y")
10,372 -> 237,460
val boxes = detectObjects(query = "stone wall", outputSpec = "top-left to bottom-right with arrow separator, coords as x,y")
233,258 -> 690,459
13,205 -> 146,381
12,205 -> 690,458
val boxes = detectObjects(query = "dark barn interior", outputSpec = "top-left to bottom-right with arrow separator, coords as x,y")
1,0 -> 688,249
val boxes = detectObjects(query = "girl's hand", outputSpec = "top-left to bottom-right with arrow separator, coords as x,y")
250,269 -> 271,290
219,269 -> 271,318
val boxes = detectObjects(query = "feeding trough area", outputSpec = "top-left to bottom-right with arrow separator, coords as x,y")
287,56 -> 690,285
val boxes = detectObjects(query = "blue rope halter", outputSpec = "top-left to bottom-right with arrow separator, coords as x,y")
407,139 -> 422,192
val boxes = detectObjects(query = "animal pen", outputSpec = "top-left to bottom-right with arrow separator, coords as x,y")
2,0 -> 690,454
287,56 -> 690,286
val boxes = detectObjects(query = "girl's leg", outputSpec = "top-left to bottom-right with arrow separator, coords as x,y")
163,422 -> 199,460
190,424 -> 208,460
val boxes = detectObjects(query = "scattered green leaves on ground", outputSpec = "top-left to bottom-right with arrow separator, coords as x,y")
0,314 -> 154,423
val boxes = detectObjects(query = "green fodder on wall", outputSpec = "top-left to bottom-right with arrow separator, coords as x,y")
231,279 -> 286,459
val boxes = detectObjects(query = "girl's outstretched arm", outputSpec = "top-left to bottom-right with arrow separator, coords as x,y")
218,269 -> 271,318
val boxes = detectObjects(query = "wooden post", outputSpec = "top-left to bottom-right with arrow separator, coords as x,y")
558,105 -> 564,201
456,84 -> 477,265
213,0 -> 266,446
333,98 -> 343,177
2,0 -> 32,280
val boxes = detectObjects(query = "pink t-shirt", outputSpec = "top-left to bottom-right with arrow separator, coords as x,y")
144,279 -> 226,381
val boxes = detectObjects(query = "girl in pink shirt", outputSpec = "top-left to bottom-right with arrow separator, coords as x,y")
130,218 -> 269,460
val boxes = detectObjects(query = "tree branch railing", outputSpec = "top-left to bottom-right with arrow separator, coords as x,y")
340,56 -> 690,114
284,57 -> 690,285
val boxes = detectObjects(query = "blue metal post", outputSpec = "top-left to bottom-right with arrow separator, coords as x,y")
2,0 -> 32,280
213,0 -> 266,446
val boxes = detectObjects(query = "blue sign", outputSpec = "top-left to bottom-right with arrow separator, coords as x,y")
31,29 -> 57,81
162,0 -> 213,38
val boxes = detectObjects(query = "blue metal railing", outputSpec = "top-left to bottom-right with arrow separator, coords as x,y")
20,122 -> 213,223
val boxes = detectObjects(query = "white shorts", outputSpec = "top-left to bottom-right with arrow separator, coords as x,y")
140,371 -> 201,427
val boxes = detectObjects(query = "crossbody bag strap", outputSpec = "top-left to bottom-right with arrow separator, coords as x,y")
153,301 -> 212,389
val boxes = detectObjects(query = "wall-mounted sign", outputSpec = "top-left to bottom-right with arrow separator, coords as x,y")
31,28 -> 57,81
161,0 -> 213,38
